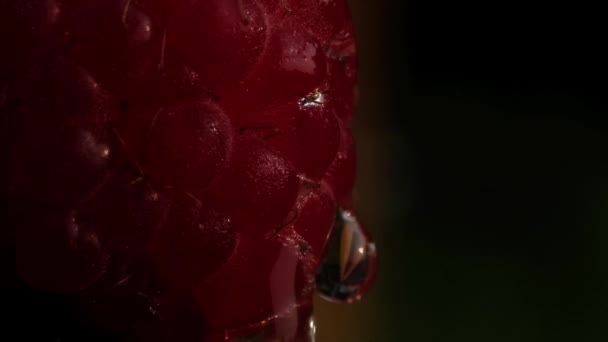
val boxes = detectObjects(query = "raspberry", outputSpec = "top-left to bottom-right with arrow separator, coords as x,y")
0,0 -> 371,340
168,0 -> 268,92
149,192 -> 236,288
143,101 -> 232,194
16,206 -> 109,293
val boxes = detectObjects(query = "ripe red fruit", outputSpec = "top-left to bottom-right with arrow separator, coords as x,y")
16,206 -> 108,293
168,0 -> 268,92
144,101 -> 232,194
0,0 -> 365,340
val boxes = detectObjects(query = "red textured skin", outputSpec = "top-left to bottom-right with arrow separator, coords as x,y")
0,0 -> 357,340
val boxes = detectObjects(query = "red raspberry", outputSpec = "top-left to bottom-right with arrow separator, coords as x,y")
0,0 -> 373,340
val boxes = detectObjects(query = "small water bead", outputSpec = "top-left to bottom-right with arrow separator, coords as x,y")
299,89 -> 326,109
308,317 -> 317,342
316,209 -> 377,303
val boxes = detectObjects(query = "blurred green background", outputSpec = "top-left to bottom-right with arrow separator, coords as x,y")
317,0 -> 608,341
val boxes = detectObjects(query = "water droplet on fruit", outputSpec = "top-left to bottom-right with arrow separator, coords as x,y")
316,209 -> 377,303
308,316 -> 317,341
299,89 -> 325,108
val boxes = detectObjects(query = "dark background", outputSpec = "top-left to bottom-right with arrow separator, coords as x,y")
317,0 -> 608,341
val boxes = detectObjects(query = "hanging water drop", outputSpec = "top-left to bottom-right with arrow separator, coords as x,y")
316,209 -> 377,303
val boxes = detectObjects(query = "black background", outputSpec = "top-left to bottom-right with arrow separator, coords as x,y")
334,0 -> 608,340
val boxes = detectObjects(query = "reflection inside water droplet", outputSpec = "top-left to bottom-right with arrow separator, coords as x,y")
308,316 -> 316,342
316,209 -> 377,303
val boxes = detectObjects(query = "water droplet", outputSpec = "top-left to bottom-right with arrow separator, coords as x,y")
316,209 -> 377,303
308,316 -> 317,342
299,89 -> 325,108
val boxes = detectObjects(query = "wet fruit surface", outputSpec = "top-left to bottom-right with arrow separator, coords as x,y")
316,210 -> 377,303
0,0 -> 372,340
